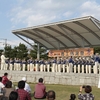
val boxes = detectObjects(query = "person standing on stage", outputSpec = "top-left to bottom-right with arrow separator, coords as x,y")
40,59 -> 44,72
43,60 -> 47,72
85,57 -> 89,73
88,57 -> 92,74
29,57 -> 34,71
22,58 -> 26,71
62,58 -> 66,73
81,57 -> 85,73
18,59 -> 22,71
98,55 -> 100,74
15,58 -> 19,71
35,59 -> 39,71
5,59 -> 9,70
77,57 -> 82,73
58,58 -> 61,72
68,56 -> 74,73
27,59 -> 30,71
14,58 -> 17,71
73,58 -> 77,73
46,59 -> 51,72
66,57 -> 69,73
52,58 -> 57,72
1,52 -> 8,70
94,53 -> 99,74
9,58 -> 14,71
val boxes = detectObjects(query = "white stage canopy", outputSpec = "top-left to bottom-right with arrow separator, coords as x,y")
12,16 -> 100,49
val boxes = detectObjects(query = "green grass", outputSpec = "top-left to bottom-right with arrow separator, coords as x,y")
14,83 -> 100,100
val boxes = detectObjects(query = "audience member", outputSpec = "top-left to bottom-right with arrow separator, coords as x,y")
2,73 -> 12,85
0,77 -> 5,99
78,85 -> 94,100
17,80 -> 31,100
22,77 -> 31,93
9,91 -> 18,100
3,81 -> 14,100
69,94 -> 76,100
46,90 -> 55,100
34,78 -> 47,99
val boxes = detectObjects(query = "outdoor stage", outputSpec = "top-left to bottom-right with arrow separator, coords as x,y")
0,70 -> 99,86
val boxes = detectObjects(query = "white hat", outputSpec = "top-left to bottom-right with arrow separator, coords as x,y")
22,77 -> 26,81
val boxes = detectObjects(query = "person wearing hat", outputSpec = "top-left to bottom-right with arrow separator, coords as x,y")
22,77 -> 31,93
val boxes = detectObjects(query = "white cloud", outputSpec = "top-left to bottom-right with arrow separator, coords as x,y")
9,0 -> 88,27
0,39 -> 32,49
79,1 -> 100,19
63,11 -> 73,18
8,0 -> 100,48
25,14 -> 56,26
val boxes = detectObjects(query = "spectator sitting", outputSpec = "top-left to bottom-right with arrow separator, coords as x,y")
9,91 -> 18,100
69,94 -> 76,100
0,77 -> 5,99
46,90 -> 55,100
17,80 -> 31,100
22,77 -> 31,93
34,78 -> 47,99
78,85 -> 94,100
3,81 -> 14,100
2,73 -> 12,85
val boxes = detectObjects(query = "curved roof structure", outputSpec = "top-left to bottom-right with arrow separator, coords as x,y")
12,16 -> 100,49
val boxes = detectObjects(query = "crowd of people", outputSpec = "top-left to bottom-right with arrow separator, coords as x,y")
0,72 -> 95,100
1,52 -> 100,74
0,52 -> 97,100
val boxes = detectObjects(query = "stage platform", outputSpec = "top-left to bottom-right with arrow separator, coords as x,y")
0,70 -> 99,86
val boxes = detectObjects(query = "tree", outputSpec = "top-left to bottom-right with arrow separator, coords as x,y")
30,44 -> 48,59
16,43 -> 28,59
0,49 -> 3,56
94,46 -> 100,54
4,46 -> 12,58
10,46 -> 18,59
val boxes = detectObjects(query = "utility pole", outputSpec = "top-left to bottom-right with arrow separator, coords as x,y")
0,38 -> 7,48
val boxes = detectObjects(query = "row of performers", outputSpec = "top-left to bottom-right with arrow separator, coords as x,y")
1,56 -> 100,74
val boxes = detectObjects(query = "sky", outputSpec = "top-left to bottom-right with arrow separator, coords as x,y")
0,0 -> 100,49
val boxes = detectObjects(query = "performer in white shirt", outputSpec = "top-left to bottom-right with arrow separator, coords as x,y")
0,52 -> 8,70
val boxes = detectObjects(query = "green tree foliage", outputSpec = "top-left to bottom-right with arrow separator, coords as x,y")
12,46 -> 18,59
30,44 -> 48,59
94,46 -> 100,54
0,49 -> 3,56
16,43 -> 28,59
4,46 -> 12,58
1,43 -> 48,60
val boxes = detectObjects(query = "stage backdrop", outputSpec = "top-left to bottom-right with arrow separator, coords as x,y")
48,48 -> 94,58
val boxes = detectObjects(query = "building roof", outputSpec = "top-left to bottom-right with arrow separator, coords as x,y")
12,16 -> 100,49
